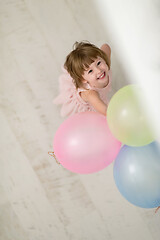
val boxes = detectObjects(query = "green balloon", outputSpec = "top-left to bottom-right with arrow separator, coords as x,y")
107,85 -> 154,146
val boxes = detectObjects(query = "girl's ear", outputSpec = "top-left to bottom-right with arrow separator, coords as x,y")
81,78 -> 87,84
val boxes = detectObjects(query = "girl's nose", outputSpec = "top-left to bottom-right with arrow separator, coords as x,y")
95,64 -> 100,70
95,65 -> 101,74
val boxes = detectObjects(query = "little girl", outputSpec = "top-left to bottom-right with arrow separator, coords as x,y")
53,41 -> 112,117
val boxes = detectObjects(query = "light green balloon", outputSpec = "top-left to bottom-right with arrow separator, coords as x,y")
107,85 -> 154,146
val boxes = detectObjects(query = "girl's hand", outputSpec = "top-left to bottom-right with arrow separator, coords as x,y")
101,44 -> 111,66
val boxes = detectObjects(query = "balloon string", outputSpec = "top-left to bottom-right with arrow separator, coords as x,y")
48,151 -> 61,165
155,206 -> 160,214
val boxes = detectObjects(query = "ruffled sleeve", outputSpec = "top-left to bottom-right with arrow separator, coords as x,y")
53,67 -> 91,117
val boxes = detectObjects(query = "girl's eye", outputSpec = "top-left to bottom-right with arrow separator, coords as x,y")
97,61 -> 101,65
88,69 -> 92,74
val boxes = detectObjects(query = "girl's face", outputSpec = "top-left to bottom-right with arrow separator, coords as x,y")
82,57 -> 109,88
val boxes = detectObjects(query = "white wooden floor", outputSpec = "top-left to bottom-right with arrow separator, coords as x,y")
1,1 -> 160,240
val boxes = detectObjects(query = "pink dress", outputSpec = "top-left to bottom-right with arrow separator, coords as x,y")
53,67 -> 112,117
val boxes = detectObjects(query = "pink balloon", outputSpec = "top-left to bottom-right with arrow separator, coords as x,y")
53,112 -> 121,174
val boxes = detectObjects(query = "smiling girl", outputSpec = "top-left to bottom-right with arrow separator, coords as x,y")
53,41 -> 112,117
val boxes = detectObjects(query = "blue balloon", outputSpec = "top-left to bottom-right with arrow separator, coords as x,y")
114,142 -> 160,208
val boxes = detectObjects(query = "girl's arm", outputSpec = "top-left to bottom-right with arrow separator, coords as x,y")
101,44 -> 111,67
81,90 -> 107,116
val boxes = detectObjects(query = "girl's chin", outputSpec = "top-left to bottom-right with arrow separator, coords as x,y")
99,76 -> 109,87
104,75 -> 109,86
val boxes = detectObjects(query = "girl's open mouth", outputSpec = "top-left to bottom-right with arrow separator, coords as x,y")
97,72 -> 105,80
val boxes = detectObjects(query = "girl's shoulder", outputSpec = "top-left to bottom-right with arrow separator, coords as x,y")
80,89 -> 98,102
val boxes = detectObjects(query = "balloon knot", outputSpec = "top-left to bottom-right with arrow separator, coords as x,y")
48,151 -> 61,165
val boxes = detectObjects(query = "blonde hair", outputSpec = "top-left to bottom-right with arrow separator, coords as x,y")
64,41 -> 110,89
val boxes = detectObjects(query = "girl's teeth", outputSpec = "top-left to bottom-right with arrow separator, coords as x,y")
100,73 -> 104,78
98,73 -> 105,79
